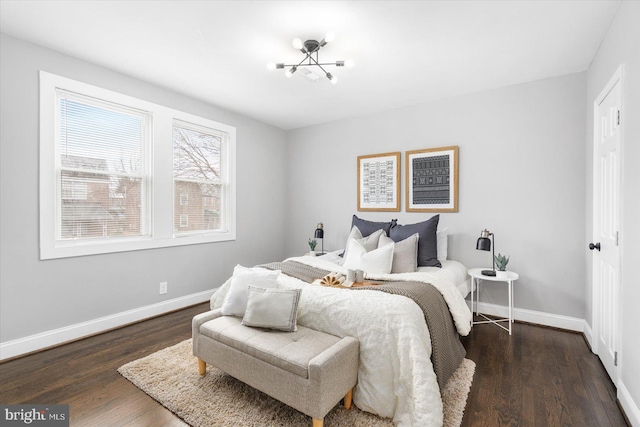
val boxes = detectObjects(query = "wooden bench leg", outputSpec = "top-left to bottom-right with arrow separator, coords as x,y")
344,388 -> 353,410
312,418 -> 323,427
198,358 -> 206,376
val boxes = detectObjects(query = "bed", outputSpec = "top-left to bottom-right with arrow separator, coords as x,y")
209,215 -> 472,427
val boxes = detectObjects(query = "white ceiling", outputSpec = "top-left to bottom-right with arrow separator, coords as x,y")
0,1 -> 621,130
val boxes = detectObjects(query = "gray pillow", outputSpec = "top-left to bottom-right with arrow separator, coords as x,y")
351,215 -> 396,237
389,215 -> 441,267
241,286 -> 302,332
379,233 -> 419,273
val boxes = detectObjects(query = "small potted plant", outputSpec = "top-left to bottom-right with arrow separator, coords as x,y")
495,253 -> 510,277
308,238 -> 318,256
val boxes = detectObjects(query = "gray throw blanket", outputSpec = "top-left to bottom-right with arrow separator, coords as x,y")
259,260 -> 466,390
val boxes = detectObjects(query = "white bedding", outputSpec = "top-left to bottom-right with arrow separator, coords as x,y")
209,255 -> 472,427
319,250 -> 470,298
419,260 -> 470,299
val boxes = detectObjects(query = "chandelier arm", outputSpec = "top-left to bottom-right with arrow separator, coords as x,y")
306,54 -> 330,74
279,63 -> 342,68
295,53 -> 313,68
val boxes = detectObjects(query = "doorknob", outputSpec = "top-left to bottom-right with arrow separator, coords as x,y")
589,242 -> 601,251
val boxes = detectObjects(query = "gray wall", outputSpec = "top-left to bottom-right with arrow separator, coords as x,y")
585,0 -> 640,417
0,34 -> 288,342
285,72 -> 587,319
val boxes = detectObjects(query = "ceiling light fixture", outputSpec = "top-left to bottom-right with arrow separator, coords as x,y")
267,32 -> 353,84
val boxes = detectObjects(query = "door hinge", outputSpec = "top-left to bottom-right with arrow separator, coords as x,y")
615,231 -> 619,246
617,110 -> 621,126
614,351 -> 618,366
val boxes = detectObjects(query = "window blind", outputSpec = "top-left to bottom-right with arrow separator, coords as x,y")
57,91 -> 150,240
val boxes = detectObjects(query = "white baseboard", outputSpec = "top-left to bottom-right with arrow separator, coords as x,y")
469,300 -> 587,332
0,289 -> 214,361
583,321 -> 594,351
618,381 -> 640,427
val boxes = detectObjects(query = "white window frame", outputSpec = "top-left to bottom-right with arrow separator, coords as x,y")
172,119 -> 228,236
39,71 -> 236,259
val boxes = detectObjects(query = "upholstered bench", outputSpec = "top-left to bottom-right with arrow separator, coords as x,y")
193,308 -> 359,427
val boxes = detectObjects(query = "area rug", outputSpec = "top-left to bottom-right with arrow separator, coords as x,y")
119,339 -> 475,427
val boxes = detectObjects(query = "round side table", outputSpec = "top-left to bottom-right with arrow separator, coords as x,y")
468,268 -> 519,335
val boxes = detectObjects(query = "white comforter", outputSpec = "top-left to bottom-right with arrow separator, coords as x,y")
209,255 -> 472,427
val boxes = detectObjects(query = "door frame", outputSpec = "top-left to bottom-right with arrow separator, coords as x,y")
590,64 -> 624,384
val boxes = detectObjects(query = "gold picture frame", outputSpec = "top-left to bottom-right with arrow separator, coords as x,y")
357,152 -> 401,212
406,146 -> 459,213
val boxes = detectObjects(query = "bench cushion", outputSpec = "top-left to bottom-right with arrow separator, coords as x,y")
200,316 -> 342,378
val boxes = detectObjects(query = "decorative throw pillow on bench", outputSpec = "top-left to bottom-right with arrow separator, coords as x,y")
221,266 -> 281,316
241,286 -> 302,332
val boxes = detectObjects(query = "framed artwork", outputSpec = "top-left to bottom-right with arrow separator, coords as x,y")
357,152 -> 401,212
406,146 -> 459,212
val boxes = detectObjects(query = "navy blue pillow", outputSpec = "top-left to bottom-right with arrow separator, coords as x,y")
351,215 -> 396,237
389,215 -> 441,267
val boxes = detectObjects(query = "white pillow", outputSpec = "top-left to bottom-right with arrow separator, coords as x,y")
242,286 -> 302,332
437,230 -> 448,262
379,233 -> 419,273
221,266 -> 280,316
343,226 -> 385,259
343,238 -> 394,274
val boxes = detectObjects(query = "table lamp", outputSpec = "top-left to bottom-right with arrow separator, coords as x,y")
314,223 -> 324,255
476,229 -> 496,276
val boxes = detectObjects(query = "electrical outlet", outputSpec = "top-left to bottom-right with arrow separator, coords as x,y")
159,281 -> 168,295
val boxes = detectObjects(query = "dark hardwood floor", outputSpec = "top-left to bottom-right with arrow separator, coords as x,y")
461,319 -> 627,427
0,304 -> 629,426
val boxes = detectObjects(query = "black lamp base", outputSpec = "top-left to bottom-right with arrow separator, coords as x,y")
481,270 -> 497,277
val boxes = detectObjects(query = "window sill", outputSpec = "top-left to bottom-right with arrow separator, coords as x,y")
40,231 -> 236,260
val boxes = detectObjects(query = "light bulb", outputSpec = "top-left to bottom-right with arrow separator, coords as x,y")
285,66 -> 297,78
327,73 -> 338,84
345,59 -> 355,68
292,38 -> 303,50
324,32 -> 335,43
266,62 -> 276,71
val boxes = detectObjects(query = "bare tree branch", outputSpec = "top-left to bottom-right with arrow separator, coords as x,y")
173,127 -> 221,181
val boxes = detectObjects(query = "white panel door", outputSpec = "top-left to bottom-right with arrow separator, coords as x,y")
591,68 -> 622,383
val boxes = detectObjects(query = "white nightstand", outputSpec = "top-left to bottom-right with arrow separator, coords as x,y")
468,268 -> 519,335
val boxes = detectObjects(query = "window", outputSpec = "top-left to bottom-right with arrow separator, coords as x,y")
61,179 -> 88,200
57,91 -> 150,241
173,121 -> 227,235
40,72 -> 236,259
